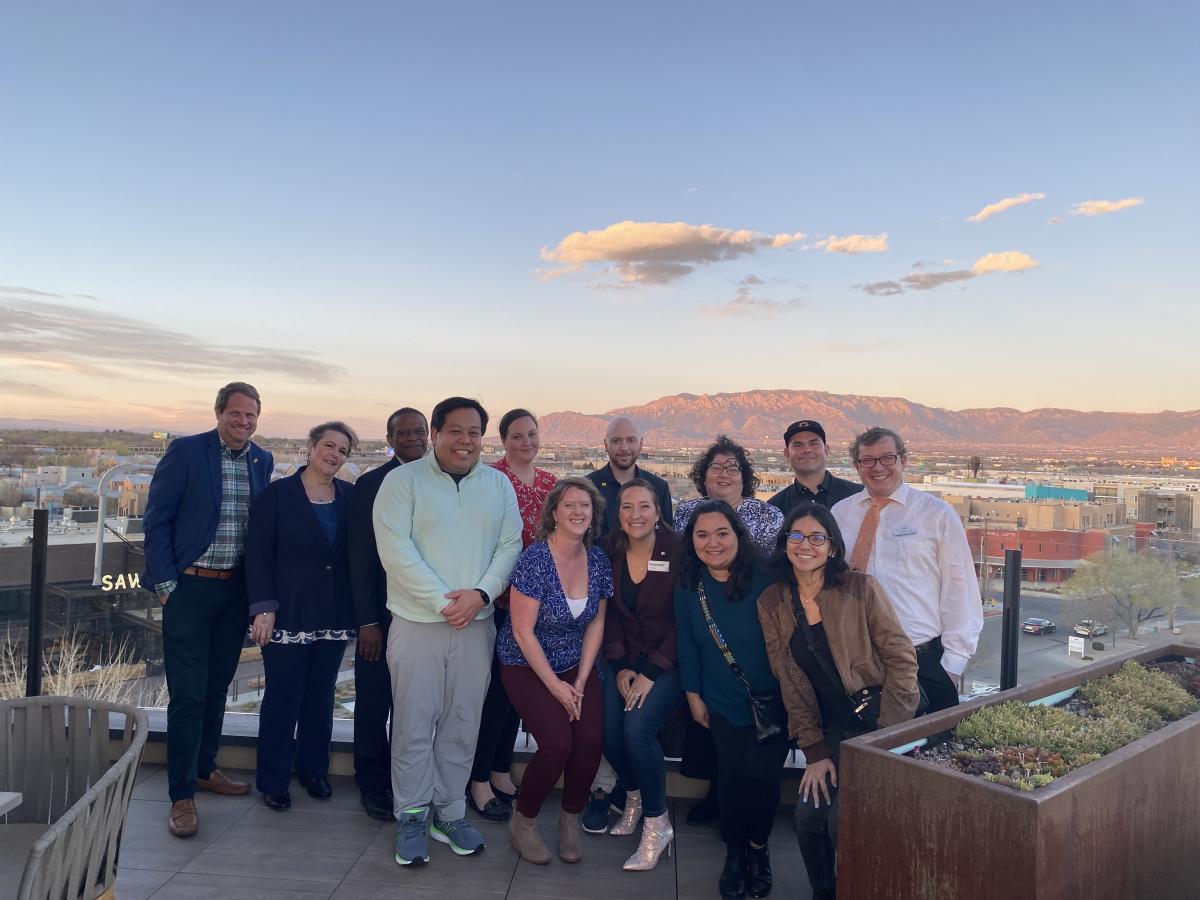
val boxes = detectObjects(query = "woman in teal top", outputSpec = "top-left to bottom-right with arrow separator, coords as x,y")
675,500 -> 786,900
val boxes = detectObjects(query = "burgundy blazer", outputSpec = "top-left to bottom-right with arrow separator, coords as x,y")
603,528 -> 681,677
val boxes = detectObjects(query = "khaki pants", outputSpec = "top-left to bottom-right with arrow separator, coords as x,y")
387,614 -> 496,820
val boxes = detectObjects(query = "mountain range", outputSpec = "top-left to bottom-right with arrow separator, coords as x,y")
537,390 -> 1200,453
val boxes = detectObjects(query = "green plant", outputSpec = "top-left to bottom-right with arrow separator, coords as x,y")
1079,661 -> 1198,721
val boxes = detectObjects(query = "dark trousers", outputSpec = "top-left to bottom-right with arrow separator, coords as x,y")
601,662 -> 682,817
256,639 -> 348,794
680,713 -> 718,781
709,711 -> 790,847
917,637 -> 960,711
162,572 -> 248,802
794,728 -> 854,894
501,663 -> 603,817
470,609 -> 521,784
353,617 -> 393,794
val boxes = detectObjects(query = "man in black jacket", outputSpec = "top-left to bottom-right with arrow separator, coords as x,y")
586,416 -> 673,538
768,419 -> 861,515
347,406 -> 428,820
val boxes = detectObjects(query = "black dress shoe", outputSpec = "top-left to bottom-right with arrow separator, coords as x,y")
467,786 -> 512,822
719,845 -> 747,900
361,790 -> 395,822
299,776 -> 332,800
262,791 -> 292,811
745,842 -> 773,898
489,781 -> 519,806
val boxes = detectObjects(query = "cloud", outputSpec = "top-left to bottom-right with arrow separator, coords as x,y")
902,269 -> 976,290
819,233 -> 889,254
700,283 -> 803,317
738,274 -> 765,286
857,281 -> 905,296
0,286 -> 347,384
966,192 -> 1046,223
858,250 -> 1039,295
970,250 -> 1039,274
1069,197 -> 1144,217
0,379 -> 67,397
538,220 -> 811,284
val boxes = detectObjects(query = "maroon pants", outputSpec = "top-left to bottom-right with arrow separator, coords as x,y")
500,663 -> 603,817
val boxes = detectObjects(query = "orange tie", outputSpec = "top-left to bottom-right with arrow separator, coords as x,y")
849,498 -> 892,573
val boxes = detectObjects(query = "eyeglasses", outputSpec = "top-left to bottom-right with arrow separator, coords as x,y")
856,454 -> 900,468
708,462 -> 742,476
786,532 -> 829,546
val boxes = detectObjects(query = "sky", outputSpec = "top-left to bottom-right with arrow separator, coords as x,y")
2,1 -> 1197,438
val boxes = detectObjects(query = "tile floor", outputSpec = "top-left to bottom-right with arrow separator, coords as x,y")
117,765 -> 818,899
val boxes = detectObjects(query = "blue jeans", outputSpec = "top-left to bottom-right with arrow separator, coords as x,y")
601,662 -> 682,817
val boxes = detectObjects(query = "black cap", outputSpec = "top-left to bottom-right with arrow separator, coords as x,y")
783,420 -> 826,445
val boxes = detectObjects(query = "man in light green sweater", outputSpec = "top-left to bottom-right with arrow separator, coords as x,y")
374,397 -> 522,867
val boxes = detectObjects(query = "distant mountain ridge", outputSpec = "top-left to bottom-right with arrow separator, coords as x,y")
537,390 -> 1200,452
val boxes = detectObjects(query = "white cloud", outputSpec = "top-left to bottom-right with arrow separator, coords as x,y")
966,192 -> 1046,223
820,233 -> 889,254
971,250 -> 1039,274
1070,197 -> 1145,217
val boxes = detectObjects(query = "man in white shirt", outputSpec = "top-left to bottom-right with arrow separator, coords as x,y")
832,426 -> 983,712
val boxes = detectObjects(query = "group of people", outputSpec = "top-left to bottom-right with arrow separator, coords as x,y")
142,383 -> 984,900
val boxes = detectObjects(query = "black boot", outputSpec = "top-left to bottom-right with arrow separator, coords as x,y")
745,841 -> 773,898
719,844 -> 747,900
812,888 -> 836,900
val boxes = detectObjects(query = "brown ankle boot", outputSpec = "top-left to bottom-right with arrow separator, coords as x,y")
510,810 -> 551,864
558,811 -> 583,863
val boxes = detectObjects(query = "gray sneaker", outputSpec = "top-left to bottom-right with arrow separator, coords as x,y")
395,806 -> 431,866
431,814 -> 486,856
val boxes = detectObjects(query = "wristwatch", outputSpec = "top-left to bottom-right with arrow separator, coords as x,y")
477,589 -> 492,606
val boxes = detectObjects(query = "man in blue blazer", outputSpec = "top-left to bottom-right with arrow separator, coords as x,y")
142,381 -> 274,838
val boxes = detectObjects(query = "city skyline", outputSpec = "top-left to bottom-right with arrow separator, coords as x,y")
2,3 -> 1196,438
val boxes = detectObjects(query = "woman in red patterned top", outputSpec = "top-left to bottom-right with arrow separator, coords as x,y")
468,408 -> 557,821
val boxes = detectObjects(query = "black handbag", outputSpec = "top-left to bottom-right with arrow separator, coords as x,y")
790,584 -> 885,732
697,582 -> 787,743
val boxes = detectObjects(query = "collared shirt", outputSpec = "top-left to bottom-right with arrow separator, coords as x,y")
674,496 -> 784,555
768,471 -> 862,515
194,438 -> 252,569
831,483 -> 983,676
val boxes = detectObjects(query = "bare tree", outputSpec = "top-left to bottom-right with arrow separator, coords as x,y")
969,455 -> 982,479
1062,548 -> 1177,641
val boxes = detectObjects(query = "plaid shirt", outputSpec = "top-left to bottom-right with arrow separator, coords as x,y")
194,438 -> 253,569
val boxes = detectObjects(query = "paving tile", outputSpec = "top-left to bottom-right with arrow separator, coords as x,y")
111,866 -> 174,900
133,762 -> 165,786
117,798 -> 253,871
341,823 -> 515,892
331,886 -> 506,900
151,872 -> 334,898
181,807 -> 379,883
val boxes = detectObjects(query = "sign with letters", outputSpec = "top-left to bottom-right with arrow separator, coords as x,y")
1068,636 -> 1086,658
101,573 -> 141,591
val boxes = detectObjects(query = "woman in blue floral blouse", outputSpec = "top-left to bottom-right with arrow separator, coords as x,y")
496,476 -> 612,866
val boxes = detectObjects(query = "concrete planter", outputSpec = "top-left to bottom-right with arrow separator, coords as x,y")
838,642 -> 1200,900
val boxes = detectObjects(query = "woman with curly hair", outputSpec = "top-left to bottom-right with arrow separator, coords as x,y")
673,435 -> 783,555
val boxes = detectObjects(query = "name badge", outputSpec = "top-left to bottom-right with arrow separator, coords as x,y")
893,525 -> 918,537
647,560 -> 671,573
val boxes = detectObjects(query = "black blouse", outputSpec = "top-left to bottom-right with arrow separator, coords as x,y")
789,618 -> 862,734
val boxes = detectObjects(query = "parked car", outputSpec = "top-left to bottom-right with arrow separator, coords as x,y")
1021,617 -> 1057,635
1074,620 -> 1109,637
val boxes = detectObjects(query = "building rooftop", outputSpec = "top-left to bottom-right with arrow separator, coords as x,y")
117,764 -> 818,900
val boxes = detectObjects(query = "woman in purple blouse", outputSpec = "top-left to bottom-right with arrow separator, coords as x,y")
497,477 -> 612,866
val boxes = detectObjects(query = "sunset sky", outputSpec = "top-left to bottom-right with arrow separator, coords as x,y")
2,2 -> 1195,438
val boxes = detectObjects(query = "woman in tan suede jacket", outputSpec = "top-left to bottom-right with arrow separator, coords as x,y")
757,502 -> 919,900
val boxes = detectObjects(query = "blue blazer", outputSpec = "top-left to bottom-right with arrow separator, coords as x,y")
244,468 -> 355,632
141,429 -> 274,588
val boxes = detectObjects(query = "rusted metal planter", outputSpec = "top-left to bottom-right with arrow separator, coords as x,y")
838,642 -> 1200,900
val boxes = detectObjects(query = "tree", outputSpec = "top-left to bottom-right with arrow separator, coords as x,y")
1063,548 -> 1177,641
63,486 -> 99,508
969,455 -> 982,478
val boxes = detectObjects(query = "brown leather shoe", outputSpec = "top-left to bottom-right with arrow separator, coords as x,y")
169,799 -> 198,837
196,770 -> 251,796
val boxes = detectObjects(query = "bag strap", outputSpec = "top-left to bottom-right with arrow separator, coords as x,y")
789,583 -> 851,696
697,580 -> 756,696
